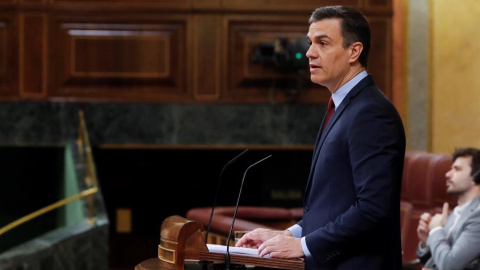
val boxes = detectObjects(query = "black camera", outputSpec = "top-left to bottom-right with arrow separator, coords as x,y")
252,36 -> 309,73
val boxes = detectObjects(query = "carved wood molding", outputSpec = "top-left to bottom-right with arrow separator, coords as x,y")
0,0 -> 393,103
49,14 -> 192,101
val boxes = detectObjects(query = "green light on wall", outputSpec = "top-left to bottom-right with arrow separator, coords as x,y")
295,52 -> 302,60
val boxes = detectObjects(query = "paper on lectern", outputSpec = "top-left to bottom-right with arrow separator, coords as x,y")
206,244 -> 270,258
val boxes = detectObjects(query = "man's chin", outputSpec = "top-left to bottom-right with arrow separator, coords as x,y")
446,189 -> 460,197
310,77 -> 327,88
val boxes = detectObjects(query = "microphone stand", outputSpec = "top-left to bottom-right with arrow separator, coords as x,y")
224,155 -> 272,270
205,149 -> 249,243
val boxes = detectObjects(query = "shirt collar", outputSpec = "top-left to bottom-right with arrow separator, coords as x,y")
331,70 -> 368,108
455,198 -> 473,215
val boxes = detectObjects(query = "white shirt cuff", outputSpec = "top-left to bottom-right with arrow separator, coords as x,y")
301,237 -> 311,257
287,224 -> 311,257
287,224 -> 302,238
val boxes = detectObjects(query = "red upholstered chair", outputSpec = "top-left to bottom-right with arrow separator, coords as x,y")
402,208 -> 426,266
404,152 -> 436,209
429,154 -> 456,209
401,206 -> 451,269
288,207 -> 304,221
401,151 -> 423,201
401,152 -> 440,267
400,200 -> 413,251
401,152 -> 454,270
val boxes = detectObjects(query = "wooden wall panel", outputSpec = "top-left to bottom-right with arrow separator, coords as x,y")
0,0 -> 16,5
368,17 -> 392,98
0,13 -> 18,99
364,0 -> 392,12
223,0 -> 361,11
50,16 -> 191,101
71,35 -> 169,78
19,0 -> 47,5
0,1 -> 392,103
192,15 -> 222,100
19,13 -> 47,98
0,22 -> 8,94
50,0 -> 191,9
192,0 -> 220,9
222,15 -> 329,103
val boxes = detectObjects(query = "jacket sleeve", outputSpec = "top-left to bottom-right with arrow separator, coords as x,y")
416,241 -> 431,265
427,212 -> 480,270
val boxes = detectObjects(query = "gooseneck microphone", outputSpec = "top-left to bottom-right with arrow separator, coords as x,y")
205,149 -> 249,243
225,155 -> 272,270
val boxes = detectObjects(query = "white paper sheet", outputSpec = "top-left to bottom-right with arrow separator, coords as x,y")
206,244 -> 270,258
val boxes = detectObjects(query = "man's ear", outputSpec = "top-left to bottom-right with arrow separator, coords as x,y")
349,42 -> 363,63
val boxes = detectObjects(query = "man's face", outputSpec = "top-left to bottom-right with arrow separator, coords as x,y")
306,18 -> 353,91
445,156 -> 475,197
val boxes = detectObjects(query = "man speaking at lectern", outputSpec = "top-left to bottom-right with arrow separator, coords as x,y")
236,5 -> 406,270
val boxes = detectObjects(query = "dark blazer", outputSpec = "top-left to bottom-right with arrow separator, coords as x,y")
299,75 -> 406,270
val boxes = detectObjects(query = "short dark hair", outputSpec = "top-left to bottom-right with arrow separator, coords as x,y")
309,5 -> 371,67
452,147 -> 480,184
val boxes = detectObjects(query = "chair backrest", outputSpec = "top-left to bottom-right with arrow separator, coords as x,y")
402,151 -> 423,201
400,200 -> 413,250
402,207 -> 429,264
429,154 -> 455,208
403,152 -> 436,208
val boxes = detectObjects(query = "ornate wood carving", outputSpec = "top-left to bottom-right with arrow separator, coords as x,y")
155,215 -> 304,270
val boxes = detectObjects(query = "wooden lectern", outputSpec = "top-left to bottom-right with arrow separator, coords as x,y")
135,215 -> 304,270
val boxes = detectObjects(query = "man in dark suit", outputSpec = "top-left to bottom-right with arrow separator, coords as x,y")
236,5 -> 406,270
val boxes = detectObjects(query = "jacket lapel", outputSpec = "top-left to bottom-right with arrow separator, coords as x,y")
451,195 -> 480,240
303,76 -> 374,199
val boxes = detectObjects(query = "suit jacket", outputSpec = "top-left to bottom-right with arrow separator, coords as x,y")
298,75 -> 406,270
417,195 -> 480,270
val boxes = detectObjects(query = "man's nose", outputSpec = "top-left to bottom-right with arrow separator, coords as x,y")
306,46 -> 314,59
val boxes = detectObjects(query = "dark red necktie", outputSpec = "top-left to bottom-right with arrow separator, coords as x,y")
323,97 -> 335,131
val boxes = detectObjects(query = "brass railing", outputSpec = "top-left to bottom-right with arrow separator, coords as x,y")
0,110 -> 99,236
77,109 -> 99,225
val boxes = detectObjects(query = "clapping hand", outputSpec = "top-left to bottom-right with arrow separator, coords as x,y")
429,202 -> 449,230
417,212 -> 432,248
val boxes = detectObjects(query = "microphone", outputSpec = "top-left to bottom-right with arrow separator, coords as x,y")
225,155 -> 272,270
205,149 -> 249,243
